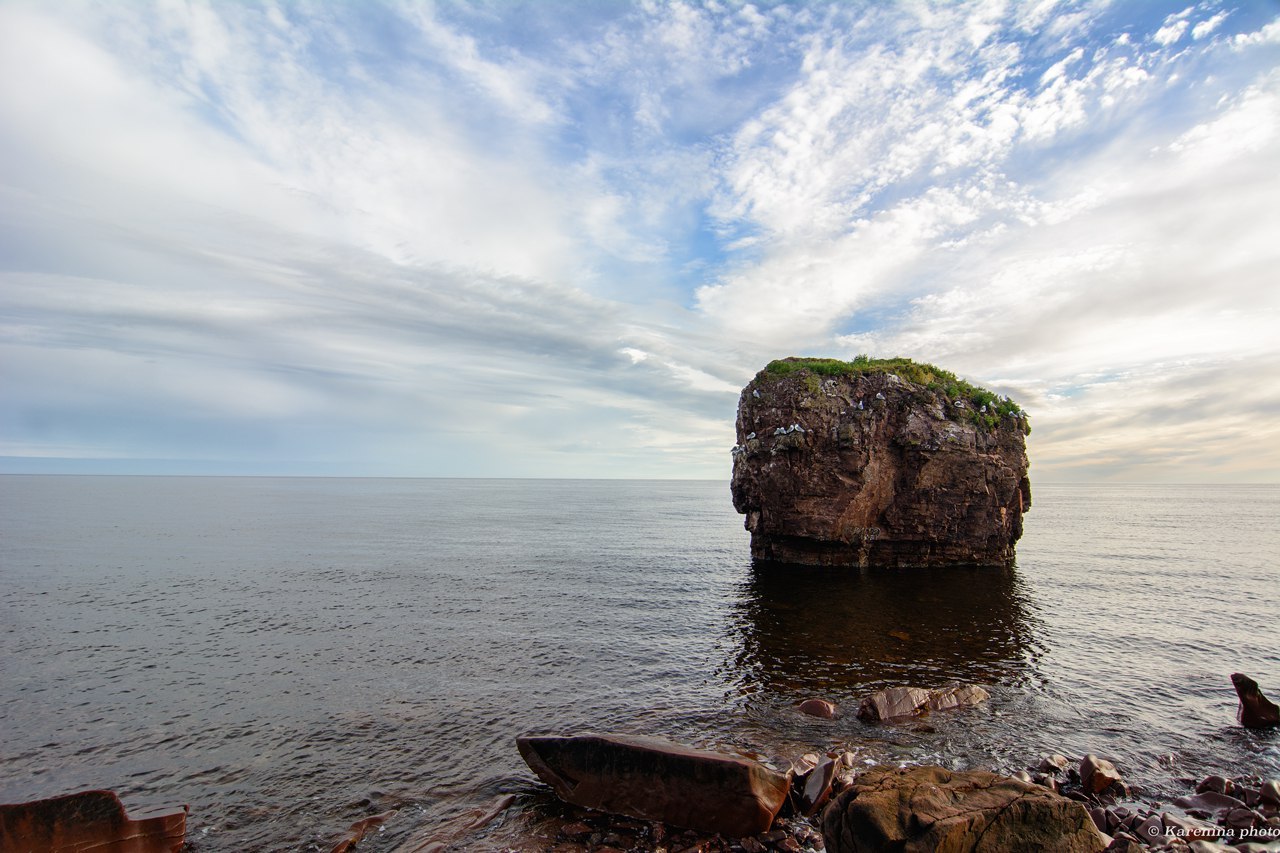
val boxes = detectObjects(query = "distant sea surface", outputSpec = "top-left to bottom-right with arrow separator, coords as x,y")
2,477 -> 1278,850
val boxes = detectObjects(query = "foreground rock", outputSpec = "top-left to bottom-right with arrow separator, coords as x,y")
516,733 -> 791,837
1232,673 -> 1280,728
0,790 -> 187,853
731,357 -> 1030,567
857,684 -> 990,721
821,765 -> 1107,852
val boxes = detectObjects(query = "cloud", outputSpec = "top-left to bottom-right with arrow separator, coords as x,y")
1,0 -> 1278,481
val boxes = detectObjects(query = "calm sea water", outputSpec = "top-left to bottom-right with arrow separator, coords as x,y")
1,477 -> 1277,850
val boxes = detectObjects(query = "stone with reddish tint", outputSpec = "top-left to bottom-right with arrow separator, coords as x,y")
1197,775 -> 1233,795
797,698 -> 838,719
791,758 -> 837,817
730,359 -> 1030,568
1172,791 -> 1248,819
1079,754 -> 1123,795
926,684 -> 990,712
0,789 -> 186,853
856,686 -> 930,721
516,733 -> 790,838
1261,780 -> 1280,806
821,765 -> 1107,853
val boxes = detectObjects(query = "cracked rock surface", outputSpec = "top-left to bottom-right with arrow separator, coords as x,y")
821,765 -> 1107,852
731,361 -> 1030,567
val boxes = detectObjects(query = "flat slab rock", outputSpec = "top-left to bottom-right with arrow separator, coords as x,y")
821,765 -> 1107,853
0,789 -> 187,853
517,733 -> 791,838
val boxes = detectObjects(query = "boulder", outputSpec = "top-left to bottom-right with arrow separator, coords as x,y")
730,357 -> 1030,567
1079,755 -> 1123,795
857,686 -> 930,721
1232,673 -> 1280,729
821,765 -> 1107,852
0,789 -> 187,853
516,733 -> 791,838
798,698 -> 838,719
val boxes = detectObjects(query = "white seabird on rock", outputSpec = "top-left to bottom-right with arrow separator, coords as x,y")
752,389 -> 761,398
746,432 -> 756,440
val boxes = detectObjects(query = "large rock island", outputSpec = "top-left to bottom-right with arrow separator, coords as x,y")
730,356 -> 1030,568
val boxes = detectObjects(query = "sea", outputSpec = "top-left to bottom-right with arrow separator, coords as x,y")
1,477 -> 1277,851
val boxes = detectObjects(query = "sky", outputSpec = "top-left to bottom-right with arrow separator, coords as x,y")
1,0 -> 1278,481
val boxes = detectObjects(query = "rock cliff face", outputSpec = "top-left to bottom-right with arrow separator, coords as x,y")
730,357 -> 1030,568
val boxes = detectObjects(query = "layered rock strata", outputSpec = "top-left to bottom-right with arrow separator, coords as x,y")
516,733 -> 791,837
731,358 -> 1030,567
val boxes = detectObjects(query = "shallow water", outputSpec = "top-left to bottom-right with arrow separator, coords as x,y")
1,477 -> 1277,850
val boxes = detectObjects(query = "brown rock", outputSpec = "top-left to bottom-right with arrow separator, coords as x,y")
1161,812 -> 1220,841
330,809 -> 397,853
1079,754 -> 1123,794
516,733 -> 791,838
926,684 -> 991,711
1231,673 -> 1280,728
730,358 -> 1030,567
820,765 -> 1107,852
0,789 -> 187,853
1261,780 -> 1280,806
856,686 -> 930,721
1172,791 -> 1248,818
1197,775 -> 1234,796
791,758 -> 837,817
1040,754 -> 1072,774
740,837 -> 767,853
797,698 -> 838,719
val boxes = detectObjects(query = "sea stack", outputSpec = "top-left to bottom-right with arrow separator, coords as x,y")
730,357 -> 1030,567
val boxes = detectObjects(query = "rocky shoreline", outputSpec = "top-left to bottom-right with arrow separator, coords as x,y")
486,748 -> 1280,853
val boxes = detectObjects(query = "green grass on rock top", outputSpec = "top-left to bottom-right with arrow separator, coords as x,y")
758,355 -> 1028,433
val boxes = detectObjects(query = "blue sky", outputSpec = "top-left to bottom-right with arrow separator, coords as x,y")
2,0 -> 1278,480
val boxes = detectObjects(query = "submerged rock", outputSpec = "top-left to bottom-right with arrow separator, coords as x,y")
516,733 -> 791,838
1232,673 -> 1280,728
0,789 -> 187,853
797,698 -> 838,719
821,765 -> 1106,853
731,357 -> 1030,567
856,684 -> 990,721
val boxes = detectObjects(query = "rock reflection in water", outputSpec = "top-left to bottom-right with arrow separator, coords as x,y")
727,561 -> 1040,700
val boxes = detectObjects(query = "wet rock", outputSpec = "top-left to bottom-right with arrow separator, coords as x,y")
516,733 -> 791,838
821,765 -> 1107,853
1224,807 -> 1262,832
329,809 -> 397,853
857,686 -> 930,721
1105,831 -> 1145,852
1080,755 -> 1124,795
1134,814 -> 1167,845
740,837 -> 767,853
1187,842 -> 1231,853
1262,780 -> 1280,806
1162,812 -> 1221,841
730,358 -> 1030,567
797,698 -> 838,719
1198,776 -> 1234,796
0,789 -> 187,853
1232,673 -> 1280,729
1040,754 -> 1072,774
1172,791 -> 1248,819
791,757 -> 837,817
926,684 -> 991,712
